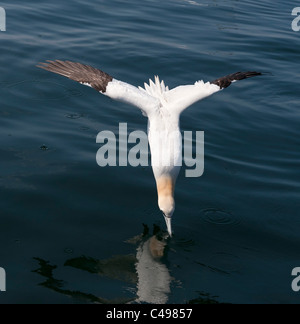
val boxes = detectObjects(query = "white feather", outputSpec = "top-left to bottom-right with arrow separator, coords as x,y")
164,81 -> 220,114
105,79 -> 159,116
104,76 -> 221,179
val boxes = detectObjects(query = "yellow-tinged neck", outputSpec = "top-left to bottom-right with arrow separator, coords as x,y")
156,176 -> 175,199
156,176 -> 176,236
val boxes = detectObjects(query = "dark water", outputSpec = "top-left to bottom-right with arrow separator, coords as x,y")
0,0 -> 300,304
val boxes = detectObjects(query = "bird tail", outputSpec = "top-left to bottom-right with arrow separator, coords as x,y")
139,76 -> 169,101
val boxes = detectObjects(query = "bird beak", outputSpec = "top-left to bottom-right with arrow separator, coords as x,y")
164,216 -> 172,237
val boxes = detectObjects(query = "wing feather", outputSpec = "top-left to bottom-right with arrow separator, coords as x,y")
37,60 -> 113,93
211,71 -> 262,89
164,71 -> 262,114
37,60 -> 159,116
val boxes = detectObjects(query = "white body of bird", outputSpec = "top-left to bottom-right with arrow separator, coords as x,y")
37,60 -> 262,236
105,76 -> 220,232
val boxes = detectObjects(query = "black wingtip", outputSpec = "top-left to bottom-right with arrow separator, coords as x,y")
36,60 -> 114,93
211,71 -> 263,89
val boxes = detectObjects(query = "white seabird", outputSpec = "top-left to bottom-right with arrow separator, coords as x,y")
37,60 -> 261,236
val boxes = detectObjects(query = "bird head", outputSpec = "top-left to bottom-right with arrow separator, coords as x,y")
158,195 -> 175,237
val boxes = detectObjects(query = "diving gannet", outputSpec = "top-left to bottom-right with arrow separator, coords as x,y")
37,60 -> 261,236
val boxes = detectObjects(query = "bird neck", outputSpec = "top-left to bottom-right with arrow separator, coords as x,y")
156,176 -> 175,199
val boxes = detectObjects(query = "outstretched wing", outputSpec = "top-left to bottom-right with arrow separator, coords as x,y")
211,71 -> 262,89
37,60 -> 159,116
164,71 -> 262,114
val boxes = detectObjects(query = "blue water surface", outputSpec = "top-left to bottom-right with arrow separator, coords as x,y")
0,0 -> 300,304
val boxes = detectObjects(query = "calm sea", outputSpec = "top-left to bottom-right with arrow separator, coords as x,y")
0,0 -> 300,304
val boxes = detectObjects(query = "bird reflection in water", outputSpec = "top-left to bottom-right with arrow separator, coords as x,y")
135,226 -> 171,304
33,225 -> 172,304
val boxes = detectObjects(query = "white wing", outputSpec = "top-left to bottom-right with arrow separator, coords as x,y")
37,60 -> 159,116
164,81 -> 220,114
164,71 -> 262,114
105,79 -> 159,116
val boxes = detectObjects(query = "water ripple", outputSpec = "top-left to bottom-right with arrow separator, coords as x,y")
201,208 -> 241,227
207,253 -> 242,274
196,253 -> 242,275
5,80 -> 82,101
